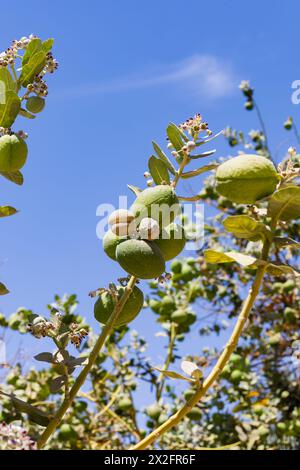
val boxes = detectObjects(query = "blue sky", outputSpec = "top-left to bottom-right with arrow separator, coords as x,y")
1,1 -> 299,379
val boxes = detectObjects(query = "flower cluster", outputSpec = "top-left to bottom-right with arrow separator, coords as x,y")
0,422 -> 36,450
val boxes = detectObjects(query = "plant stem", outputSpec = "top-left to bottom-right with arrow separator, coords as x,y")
132,238 -> 272,450
37,275 -> 137,449
156,323 -> 177,400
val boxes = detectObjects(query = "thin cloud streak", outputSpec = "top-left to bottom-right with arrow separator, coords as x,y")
57,54 -> 237,100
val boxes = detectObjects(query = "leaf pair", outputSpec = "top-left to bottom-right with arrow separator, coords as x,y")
19,38 -> 54,87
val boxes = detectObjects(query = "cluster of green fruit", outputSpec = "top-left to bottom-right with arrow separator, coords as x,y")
103,185 -> 185,278
95,185 -> 187,328
221,353 -> 250,385
215,154 -> 279,204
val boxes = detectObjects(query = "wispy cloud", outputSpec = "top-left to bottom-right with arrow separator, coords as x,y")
58,54 -> 237,100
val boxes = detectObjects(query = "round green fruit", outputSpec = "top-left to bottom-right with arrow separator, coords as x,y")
215,154 -> 278,204
282,279 -> 295,293
184,389 -> 195,401
131,185 -> 181,228
116,239 -> 165,279
159,295 -> 176,315
154,223 -> 186,261
0,134 -> 28,172
170,259 -> 182,274
187,407 -> 202,421
103,230 -> 125,260
276,422 -> 287,432
146,403 -> 162,420
171,309 -> 188,324
59,424 -> 77,442
26,96 -> 45,114
284,307 -> 297,323
118,396 -> 132,412
94,285 -> 144,327
149,299 -> 161,314
230,370 -> 244,384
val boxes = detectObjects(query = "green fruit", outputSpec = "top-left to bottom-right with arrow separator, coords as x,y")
170,259 -> 182,274
215,154 -> 278,204
131,185 -> 180,228
268,333 -> 281,346
257,425 -> 268,437
0,134 -> 28,172
146,403 -> 162,420
276,422 -> 287,432
230,370 -> 243,384
26,96 -> 45,113
118,396 -> 132,412
181,264 -> 195,281
94,285 -> 144,327
186,312 -> 197,326
244,100 -> 254,110
154,223 -> 186,261
74,401 -> 88,413
59,424 -> 77,441
149,299 -> 161,313
282,279 -> 295,293
187,407 -> 202,421
284,307 -> 297,323
159,295 -> 176,315
116,239 -> 165,279
230,354 -> 243,367
184,389 -> 195,401
103,230 -> 125,260
273,282 -> 283,293
171,309 -> 188,324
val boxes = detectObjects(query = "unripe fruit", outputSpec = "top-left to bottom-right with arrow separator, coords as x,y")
116,239 -> 165,279
159,295 -> 176,315
244,100 -> 253,110
118,396 -> 132,412
0,134 -> 28,172
94,285 -> 144,327
108,209 -> 135,227
257,425 -> 268,437
186,312 -> 197,326
171,309 -> 188,324
103,230 -> 125,260
181,264 -> 195,281
146,403 -> 162,420
184,389 -> 195,401
131,185 -> 180,228
149,299 -> 161,313
187,407 -> 202,421
282,279 -> 295,293
284,307 -> 297,323
154,223 -> 186,261
59,424 -> 77,442
215,154 -> 278,204
230,370 -> 243,384
138,217 -> 160,240
170,259 -> 182,274
276,422 -> 287,432
26,96 -> 45,113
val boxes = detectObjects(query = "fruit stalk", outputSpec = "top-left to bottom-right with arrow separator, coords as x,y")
132,236 -> 272,450
37,275 -> 137,449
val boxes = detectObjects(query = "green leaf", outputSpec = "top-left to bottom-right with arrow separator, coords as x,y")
195,130 -> 223,146
0,170 -> 24,185
181,163 -> 218,179
152,141 -> 176,175
20,51 -> 47,87
11,395 -> 50,427
148,155 -> 170,185
19,108 -> 36,119
204,249 -> 257,267
167,122 -> 185,152
34,352 -> 54,363
0,206 -> 18,217
189,149 -> 216,159
0,282 -> 9,295
223,215 -> 271,242
127,184 -> 142,196
273,237 -> 300,249
0,67 -> 17,92
22,38 -> 43,67
0,90 -> 21,128
267,186 -> 300,221
266,263 -> 300,277
153,367 -> 195,383
42,38 -> 54,53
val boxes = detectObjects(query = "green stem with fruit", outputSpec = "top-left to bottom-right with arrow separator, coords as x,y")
37,275 -> 137,449
132,223 -> 276,450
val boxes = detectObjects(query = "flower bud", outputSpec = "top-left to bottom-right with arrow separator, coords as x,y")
138,217 -> 160,240
108,209 -> 135,227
